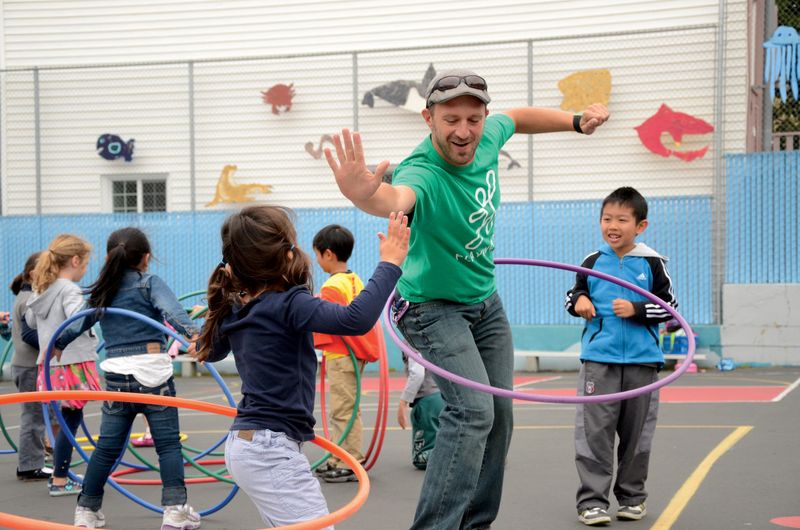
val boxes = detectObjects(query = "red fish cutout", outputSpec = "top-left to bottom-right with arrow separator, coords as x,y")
635,104 -> 714,161
261,83 -> 295,115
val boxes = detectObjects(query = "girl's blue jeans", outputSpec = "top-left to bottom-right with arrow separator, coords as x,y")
77,373 -> 186,511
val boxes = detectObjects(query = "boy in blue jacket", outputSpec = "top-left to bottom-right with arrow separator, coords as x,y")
565,187 -> 677,526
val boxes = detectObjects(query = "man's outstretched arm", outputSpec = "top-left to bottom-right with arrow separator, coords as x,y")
504,103 -> 609,135
325,128 -> 416,218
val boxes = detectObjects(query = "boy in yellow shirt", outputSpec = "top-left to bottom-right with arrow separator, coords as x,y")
312,224 -> 386,482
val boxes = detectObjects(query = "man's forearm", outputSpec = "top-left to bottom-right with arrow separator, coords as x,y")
351,183 -> 415,218
504,107 -> 574,134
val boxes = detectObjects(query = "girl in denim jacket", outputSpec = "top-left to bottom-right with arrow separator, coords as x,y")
65,227 -> 201,530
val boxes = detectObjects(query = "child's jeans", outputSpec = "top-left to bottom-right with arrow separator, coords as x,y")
225,429 -> 331,529
77,373 -> 187,511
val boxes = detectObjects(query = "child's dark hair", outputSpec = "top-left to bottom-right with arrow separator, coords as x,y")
87,227 -> 151,308
10,252 -> 42,295
199,206 -> 311,358
312,224 -> 354,262
601,187 -> 648,223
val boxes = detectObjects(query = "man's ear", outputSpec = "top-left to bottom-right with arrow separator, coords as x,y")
422,107 -> 433,129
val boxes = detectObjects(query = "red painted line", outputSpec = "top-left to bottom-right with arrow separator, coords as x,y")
771,516 -> 800,528
318,376 -> 553,393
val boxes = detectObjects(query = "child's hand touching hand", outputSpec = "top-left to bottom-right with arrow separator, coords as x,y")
575,295 -> 596,321
378,211 -> 410,267
612,298 -> 635,318
0,312 -> 10,324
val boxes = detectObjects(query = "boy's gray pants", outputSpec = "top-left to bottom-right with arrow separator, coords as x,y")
574,361 -> 660,512
12,365 -> 48,472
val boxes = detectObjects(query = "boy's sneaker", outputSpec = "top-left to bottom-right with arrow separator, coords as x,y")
320,467 -> 358,483
74,506 -> 106,528
579,507 -> 612,526
314,463 -> 334,476
161,504 -> 201,530
48,477 -> 82,497
617,503 -> 647,520
16,467 -> 52,481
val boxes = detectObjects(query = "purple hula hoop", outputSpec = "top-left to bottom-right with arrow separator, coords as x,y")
383,257 -> 695,404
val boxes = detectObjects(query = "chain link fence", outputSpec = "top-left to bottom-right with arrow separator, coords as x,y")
0,15 -> 757,325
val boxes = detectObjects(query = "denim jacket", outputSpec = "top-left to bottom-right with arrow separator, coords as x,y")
58,270 -> 199,358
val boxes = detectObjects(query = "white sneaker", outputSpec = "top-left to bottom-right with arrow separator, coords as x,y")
161,504 -> 201,530
74,506 -> 106,528
579,507 -> 611,525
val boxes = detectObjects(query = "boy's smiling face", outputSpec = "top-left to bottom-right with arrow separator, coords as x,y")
600,202 -> 648,257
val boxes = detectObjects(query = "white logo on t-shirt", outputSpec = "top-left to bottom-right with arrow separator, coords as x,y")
456,169 -> 497,263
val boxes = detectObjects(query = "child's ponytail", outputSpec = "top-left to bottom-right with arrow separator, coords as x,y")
196,264 -> 237,361
32,235 -> 92,294
10,252 -> 41,295
88,227 -> 151,308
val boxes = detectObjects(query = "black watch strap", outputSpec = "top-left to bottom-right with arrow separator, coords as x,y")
573,114 -> 584,134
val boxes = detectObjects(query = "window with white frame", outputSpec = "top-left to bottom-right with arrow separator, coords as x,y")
106,175 -> 167,213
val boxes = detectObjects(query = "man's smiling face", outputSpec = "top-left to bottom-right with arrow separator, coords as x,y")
423,96 -> 488,166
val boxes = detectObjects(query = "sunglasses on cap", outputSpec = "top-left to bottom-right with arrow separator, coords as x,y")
430,75 -> 488,94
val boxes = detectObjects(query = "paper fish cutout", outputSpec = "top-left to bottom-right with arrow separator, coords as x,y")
206,165 -> 272,207
305,135 -> 335,159
97,134 -> 135,162
635,104 -> 714,162
261,83 -> 295,115
558,69 -> 612,113
763,26 -> 799,103
362,64 -> 437,113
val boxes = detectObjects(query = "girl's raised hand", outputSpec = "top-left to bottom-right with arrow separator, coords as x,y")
378,211 -> 410,267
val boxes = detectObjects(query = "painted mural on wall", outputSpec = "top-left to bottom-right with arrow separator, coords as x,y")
261,83 -> 295,114
96,134 -> 135,162
558,69 -> 612,113
634,104 -> 714,162
206,164 -> 272,207
763,26 -> 799,103
305,135 -> 335,159
361,63 -> 437,113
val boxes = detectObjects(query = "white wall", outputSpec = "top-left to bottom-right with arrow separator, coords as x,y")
0,0 -> 749,214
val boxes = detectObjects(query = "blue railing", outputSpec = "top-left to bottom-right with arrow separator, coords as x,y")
0,197 -> 713,325
726,151 -> 800,283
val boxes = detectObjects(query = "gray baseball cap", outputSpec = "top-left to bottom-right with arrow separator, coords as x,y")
425,69 -> 491,107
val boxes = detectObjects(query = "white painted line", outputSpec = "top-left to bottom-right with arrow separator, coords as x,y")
772,375 -> 800,402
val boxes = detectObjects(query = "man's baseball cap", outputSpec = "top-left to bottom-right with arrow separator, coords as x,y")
425,69 -> 491,107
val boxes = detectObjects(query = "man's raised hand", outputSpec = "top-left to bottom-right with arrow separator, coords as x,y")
324,129 -> 390,202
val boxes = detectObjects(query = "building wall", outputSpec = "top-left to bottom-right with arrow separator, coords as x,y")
0,0 -> 747,215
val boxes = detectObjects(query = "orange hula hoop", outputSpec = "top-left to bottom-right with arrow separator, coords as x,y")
0,391 -> 369,530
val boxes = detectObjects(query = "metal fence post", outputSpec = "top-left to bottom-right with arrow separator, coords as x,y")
712,0 -> 728,324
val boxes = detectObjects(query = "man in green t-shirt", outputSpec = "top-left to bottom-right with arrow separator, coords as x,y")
326,69 -> 609,530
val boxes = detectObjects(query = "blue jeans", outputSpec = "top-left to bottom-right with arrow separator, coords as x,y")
398,292 -> 514,530
225,429 -> 331,528
53,407 -> 83,478
77,373 -> 186,511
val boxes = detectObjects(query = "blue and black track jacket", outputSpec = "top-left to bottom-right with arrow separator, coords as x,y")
565,242 -> 678,365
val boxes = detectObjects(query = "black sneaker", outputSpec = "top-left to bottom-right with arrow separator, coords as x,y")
16,468 -> 52,482
314,463 -> 334,477
320,468 -> 358,483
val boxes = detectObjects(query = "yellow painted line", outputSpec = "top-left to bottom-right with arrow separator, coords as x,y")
650,425 -> 753,530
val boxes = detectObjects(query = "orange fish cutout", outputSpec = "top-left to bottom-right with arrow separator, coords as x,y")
261,83 -> 295,115
558,69 -> 611,112
635,104 -> 714,162
206,165 -> 272,207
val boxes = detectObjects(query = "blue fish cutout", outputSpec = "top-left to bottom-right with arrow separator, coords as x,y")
97,134 -> 135,162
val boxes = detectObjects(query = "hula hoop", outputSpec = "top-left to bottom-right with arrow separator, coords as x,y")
42,307 -> 240,516
0,391 -> 369,530
384,258 -> 696,404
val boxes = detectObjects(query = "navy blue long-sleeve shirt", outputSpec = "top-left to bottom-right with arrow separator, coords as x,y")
204,261 -> 402,442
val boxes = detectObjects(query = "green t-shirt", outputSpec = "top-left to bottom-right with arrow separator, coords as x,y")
392,113 -> 516,304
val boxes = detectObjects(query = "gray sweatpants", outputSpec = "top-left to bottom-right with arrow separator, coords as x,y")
574,361 -> 659,512
12,365 -> 48,472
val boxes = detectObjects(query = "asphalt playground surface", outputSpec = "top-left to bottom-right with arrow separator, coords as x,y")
1,366 -> 799,530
